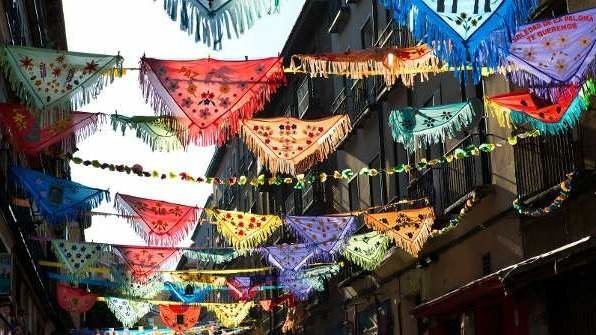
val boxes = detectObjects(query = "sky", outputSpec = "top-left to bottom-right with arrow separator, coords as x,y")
62,0 -> 306,246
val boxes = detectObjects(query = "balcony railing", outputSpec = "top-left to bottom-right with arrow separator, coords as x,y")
407,134 -> 492,215
513,130 -> 582,200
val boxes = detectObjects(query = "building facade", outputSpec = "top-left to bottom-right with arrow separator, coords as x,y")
199,0 -> 596,334
0,1 -> 79,334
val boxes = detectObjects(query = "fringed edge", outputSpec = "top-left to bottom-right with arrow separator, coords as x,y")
164,0 -> 281,49
484,98 -> 513,128
342,234 -> 391,271
114,194 -> 199,247
260,245 -> 317,272
384,0 -> 537,83
390,102 -> 476,153
59,112 -> 107,154
391,214 -> 434,257
0,47 -> 123,127
183,249 -> 239,264
105,298 -> 152,329
110,115 -> 185,152
205,302 -> 255,328
141,58 -> 286,146
208,209 -> 283,251
50,240 -> 111,277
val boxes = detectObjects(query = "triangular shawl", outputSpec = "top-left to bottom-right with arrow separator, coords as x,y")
364,207 -> 435,257
284,215 -> 357,258
485,80 -> 595,134
159,305 -> 201,333
165,282 -> 210,304
162,0 -> 282,49
11,166 -> 110,223
206,302 -> 254,328
56,283 -> 97,314
105,297 -> 152,328
115,193 -> 199,246
289,45 -> 439,86
343,231 -> 392,271
140,56 -> 285,146
388,101 -> 475,152
259,295 -> 295,312
383,0 -> 537,82
261,243 -> 316,272
205,209 -> 282,250
183,249 -> 240,264
505,8 -> 596,98
226,277 -> 260,301
0,45 -> 122,124
116,246 -> 182,282
111,114 -> 185,152
51,240 -> 106,276
0,104 -> 101,155
240,115 -> 352,175
116,273 -> 165,299
279,264 -> 341,301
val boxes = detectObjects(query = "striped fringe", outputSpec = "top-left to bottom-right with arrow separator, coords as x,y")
206,209 -> 282,251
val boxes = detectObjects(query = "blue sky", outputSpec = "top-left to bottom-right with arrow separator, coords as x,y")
62,0 -> 305,246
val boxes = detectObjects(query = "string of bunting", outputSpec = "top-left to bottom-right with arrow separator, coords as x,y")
59,130 -> 540,188
513,173 -> 575,217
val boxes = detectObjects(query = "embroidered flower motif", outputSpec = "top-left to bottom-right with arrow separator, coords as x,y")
167,81 -> 179,91
20,56 -> 33,70
181,97 -> 193,108
187,83 -> 198,95
543,39 -> 554,50
555,59 -> 567,73
579,37 -> 591,48
218,96 -> 231,108
52,67 -> 62,77
558,36 -> 568,46
200,91 -> 215,105
523,47 -> 536,61
83,60 -> 98,73
255,65 -> 265,73
440,111 -> 453,120
198,108 -> 211,118
219,84 -> 231,93
422,118 -> 435,128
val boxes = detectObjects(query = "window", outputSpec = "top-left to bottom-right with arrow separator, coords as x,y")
348,177 -> 360,211
297,78 -> 310,118
369,156 -> 382,207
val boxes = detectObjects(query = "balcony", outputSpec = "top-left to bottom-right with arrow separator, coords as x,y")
513,130 -> 583,200
407,134 -> 492,216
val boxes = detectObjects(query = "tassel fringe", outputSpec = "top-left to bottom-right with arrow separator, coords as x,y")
110,115 -> 185,152
206,209 -> 282,250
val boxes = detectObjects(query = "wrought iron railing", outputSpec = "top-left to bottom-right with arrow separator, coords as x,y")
330,88 -> 348,115
513,130 -> 582,200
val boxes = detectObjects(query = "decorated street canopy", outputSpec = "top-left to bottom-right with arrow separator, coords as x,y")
383,0 -> 537,81
56,283 -> 97,314
183,249 -> 240,264
261,243 -> 316,272
280,264 -> 341,301
161,0 -> 282,49
226,277 -> 261,301
240,115 -> 352,175
206,302 -> 255,328
140,56 -> 285,146
364,206 -> 435,256
505,8 -> 596,98
389,101 -> 476,152
0,45 -> 122,123
205,209 -> 282,250
115,193 -> 200,246
115,246 -> 181,282
289,45 -> 440,86
342,231 -> 391,271
51,239 -> 106,276
284,215 -> 357,258
485,80 -> 595,134
11,166 -> 110,223
159,305 -> 201,333
0,104 -> 101,155
105,297 -> 152,328
110,114 -> 185,152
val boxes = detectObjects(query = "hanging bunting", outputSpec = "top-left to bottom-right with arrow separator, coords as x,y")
114,193 -> 200,246
205,209 -> 282,250
240,115 -> 352,175
226,277 -> 261,301
51,240 -> 106,276
206,302 -> 254,328
11,166 -> 110,223
111,114 -> 185,152
56,283 -> 97,314
0,104 -> 101,155
161,0 -> 282,49
0,45 -> 122,124
383,0 -> 537,82
259,295 -> 295,312
159,305 -> 201,333
261,243 -> 316,272
513,173 -> 575,217
364,206 -> 435,257
279,264 -> 341,301
116,273 -> 166,299
505,8 -> 596,98
167,273 -> 227,286
289,45 -> 439,86
284,215 -> 357,258
105,297 -> 152,328
183,249 -> 240,264
116,246 -> 181,282
140,56 -> 285,146
342,231 -> 391,271
165,282 -> 211,304
388,101 -> 476,152
485,80 -> 595,134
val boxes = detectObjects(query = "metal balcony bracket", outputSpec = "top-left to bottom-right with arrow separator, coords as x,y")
328,6 -> 351,34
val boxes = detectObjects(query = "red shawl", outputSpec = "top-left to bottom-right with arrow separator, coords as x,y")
140,56 -> 285,146
115,193 -> 199,246
259,295 -> 296,312
56,283 -> 97,314
226,277 -> 261,301
159,305 -> 201,334
0,103 -> 100,155
117,246 -> 181,282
